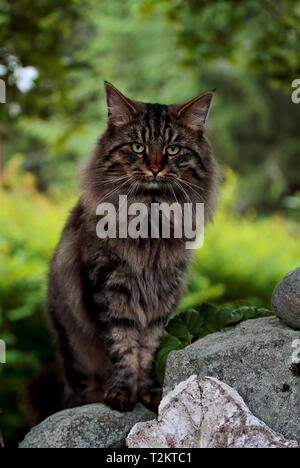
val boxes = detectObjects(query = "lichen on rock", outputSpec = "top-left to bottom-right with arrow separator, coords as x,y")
126,376 -> 298,449
19,403 -> 155,448
163,317 -> 300,443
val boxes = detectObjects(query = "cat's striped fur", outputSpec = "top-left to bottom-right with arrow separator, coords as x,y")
28,83 -> 219,423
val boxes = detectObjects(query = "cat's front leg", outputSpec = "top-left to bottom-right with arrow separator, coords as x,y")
92,277 -> 142,412
101,319 -> 141,412
138,318 -> 165,412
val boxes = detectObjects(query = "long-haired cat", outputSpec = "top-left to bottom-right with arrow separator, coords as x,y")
28,82 -> 219,424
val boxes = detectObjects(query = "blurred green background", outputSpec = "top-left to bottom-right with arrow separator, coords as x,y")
0,0 -> 300,446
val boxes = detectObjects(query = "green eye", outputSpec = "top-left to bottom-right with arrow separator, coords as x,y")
167,145 -> 180,156
131,142 -> 145,154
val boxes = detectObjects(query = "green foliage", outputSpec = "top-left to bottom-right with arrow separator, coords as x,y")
0,0 -> 87,116
155,334 -> 185,385
1,0 -> 300,209
156,304 -> 273,384
0,159 -> 74,445
144,0 -> 300,89
154,169 -> 300,384
1,0 -> 300,447
1,165 -> 299,444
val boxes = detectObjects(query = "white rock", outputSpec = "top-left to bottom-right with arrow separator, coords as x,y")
126,376 -> 298,448
163,317 -> 300,442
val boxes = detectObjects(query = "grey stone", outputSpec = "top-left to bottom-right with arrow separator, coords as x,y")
271,267 -> 300,330
19,403 -> 155,448
163,317 -> 300,444
127,376 -> 298,448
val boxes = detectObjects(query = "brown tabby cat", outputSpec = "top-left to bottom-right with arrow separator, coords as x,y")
28,82 -> 219,424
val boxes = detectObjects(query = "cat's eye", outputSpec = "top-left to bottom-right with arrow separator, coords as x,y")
131,142 -> 145,154
167,145 -> 180,156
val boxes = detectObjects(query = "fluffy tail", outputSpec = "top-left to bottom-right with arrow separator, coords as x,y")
26,363 -> 64,426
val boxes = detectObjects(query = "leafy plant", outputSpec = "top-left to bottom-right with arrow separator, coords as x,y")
155,303 -> 273,384
1,162 -> 299,444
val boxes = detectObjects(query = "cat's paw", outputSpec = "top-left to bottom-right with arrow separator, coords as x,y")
104,387 -> 137,412
139,387 -> 162,412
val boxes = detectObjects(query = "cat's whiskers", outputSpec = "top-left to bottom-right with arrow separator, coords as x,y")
177,178 -> 204,201
172,180 -> 191,203
168,183 -> 179,205
129,181 -> 139,201
177,178 -> 214,217
177,177 -> 205,193
98,175 -> 131,187
99,177 -> 132,203
172,180 -> 206,219
116,179 -> 137,217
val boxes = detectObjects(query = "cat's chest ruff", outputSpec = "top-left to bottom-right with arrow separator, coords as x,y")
90,239 -> 188,322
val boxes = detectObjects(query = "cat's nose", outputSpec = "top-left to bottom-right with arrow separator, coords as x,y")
149,166 -> 162,177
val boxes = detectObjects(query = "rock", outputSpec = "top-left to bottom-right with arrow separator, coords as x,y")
163,317 -> 300,443
19,403 -> 155,448
271,267 -> 300,330
127,376 -> 298,448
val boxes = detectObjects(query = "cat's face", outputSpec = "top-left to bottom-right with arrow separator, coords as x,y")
82,83 -> 218,213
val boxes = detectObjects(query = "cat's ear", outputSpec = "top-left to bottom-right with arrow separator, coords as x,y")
171,90 -> 215,131
104,81 -> 139,126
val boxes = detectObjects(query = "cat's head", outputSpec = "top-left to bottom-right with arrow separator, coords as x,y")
81,82 -> 219,217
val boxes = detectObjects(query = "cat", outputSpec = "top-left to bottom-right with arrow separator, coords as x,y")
27,82 -> 219,424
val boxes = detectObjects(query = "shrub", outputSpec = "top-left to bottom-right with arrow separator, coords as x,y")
0,163 -> 299,444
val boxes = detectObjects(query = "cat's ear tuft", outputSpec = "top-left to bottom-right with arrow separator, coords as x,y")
171,90 -> 215,130
104,82 -> 138,127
